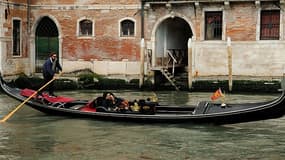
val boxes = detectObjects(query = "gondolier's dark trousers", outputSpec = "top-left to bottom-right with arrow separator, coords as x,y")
43,74 -> 55,96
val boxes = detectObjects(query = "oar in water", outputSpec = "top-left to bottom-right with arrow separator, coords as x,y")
0,72 -> 62,123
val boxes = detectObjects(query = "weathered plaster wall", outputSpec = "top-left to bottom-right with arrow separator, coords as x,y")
144,1 -> 285,78
0,1 -> 30,76
0,4 -> 5,73
193,40 -> 285,77
63,59 -> 141,76
1,0 -> 285,79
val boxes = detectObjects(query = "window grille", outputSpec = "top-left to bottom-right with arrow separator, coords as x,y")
13,19 -> 21,56
120,20 -> 134,37
260,10 -> 280,40
205,11 -> 222,40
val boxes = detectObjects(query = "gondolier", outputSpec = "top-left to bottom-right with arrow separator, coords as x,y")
42,52 -> 62,96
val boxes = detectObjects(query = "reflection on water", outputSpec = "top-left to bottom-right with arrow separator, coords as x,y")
0,90 -> 285,160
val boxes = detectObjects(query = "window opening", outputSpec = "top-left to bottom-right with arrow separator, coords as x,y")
260,10 -> 280,40
13,19 -> 21,56
79,19 -> 93,36
205,11 -> 222,40
121,20 -> 134,37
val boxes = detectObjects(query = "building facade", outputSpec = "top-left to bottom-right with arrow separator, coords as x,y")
1,0 -> 285,86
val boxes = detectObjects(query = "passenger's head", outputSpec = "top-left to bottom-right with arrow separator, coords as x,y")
103,92 -> 115,100
106,93 -> 115,101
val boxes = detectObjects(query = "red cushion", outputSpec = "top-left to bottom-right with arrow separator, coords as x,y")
20,88 -> 74,103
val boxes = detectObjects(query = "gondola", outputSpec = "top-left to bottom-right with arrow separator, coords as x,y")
1,75 -> 285,125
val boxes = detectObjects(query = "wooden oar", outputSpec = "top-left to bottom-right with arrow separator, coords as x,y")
0,72 -> 62,123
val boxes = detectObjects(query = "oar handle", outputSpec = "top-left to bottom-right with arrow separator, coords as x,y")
0,72 -> 63,123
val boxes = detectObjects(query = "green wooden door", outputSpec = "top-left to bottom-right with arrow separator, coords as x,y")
35,16 -> 59,73
35,37 -> 58,72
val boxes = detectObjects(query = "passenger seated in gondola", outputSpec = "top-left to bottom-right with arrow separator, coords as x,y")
98,92 -> 129,112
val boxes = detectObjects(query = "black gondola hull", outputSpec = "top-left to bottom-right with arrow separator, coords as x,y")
1,76 -> 285,124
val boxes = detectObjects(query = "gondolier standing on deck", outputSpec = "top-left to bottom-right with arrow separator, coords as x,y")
42,52 -> 62,96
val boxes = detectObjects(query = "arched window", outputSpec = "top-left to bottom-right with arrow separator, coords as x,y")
79,19 -> 93,36
120,19 -> 135,37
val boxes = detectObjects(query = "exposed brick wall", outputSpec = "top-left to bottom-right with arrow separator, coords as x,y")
30,5 -> 141,61
226,2 -> 257,41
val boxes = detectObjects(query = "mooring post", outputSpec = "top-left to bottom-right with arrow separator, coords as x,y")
188,38 -> 193,90
227,37 -> 233,92
139,38 -> 145,88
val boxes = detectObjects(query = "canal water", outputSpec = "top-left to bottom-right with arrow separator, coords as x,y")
0,90 -> 285,160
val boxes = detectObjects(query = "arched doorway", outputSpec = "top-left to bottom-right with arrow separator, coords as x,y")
155,17 -> 192,67
152,16 -> 193,90
35,16 -> 59,72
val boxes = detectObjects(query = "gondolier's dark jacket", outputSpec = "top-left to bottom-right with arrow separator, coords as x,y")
42,58 -> 62,79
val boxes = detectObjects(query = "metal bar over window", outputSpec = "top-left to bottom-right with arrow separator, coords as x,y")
260,10 -> 280,40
